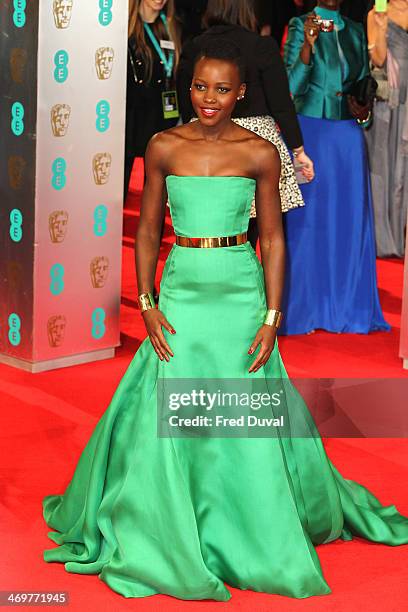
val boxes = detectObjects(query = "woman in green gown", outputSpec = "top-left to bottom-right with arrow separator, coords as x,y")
42,38 -> 408,601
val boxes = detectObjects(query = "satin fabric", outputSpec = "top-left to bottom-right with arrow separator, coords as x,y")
43,177 -> 408,601
365,21 -> 408,258
280,116 -> 391,335
284,15 -> 368,120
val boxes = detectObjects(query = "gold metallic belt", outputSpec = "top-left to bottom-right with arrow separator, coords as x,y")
175,232 -> 248,248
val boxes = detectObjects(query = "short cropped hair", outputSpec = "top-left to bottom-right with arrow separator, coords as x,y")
193,37 -> 246,82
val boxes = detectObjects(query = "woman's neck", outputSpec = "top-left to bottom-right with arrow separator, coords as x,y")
316,6 -> 340,16
139,2 -> 160,24
194,118 -> 234,143
315,5 -> 344,26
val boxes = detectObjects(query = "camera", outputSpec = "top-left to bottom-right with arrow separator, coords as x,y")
312,16 -> 335,32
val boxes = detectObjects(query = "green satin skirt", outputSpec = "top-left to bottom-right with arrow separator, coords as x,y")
43,242 -> 408,601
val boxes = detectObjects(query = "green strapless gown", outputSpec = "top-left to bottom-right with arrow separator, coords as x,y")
42,176 -> 408,601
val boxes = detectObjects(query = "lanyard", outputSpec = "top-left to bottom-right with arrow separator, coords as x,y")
144,12 -> 174,79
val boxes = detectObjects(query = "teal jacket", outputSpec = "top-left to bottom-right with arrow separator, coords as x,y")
283,16 -> 369,120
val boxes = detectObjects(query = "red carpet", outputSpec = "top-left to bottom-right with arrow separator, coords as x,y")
0,162 -> 407,611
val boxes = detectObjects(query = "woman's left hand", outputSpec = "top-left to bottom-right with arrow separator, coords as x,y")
347,95 -> 371,121
295,149 -> 315,181
248,325 -> 277,373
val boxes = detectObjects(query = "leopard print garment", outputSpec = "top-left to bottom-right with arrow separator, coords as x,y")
231,115 -> 305,217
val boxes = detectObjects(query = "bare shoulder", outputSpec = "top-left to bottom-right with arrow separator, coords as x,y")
252,137 -> 280,176
147,126 -> 181,151
146,130 -> 167,155
230,122 -> 263,144
145,124 -> 192,167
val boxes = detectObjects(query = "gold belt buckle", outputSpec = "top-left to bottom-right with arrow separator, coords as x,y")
175,232 -> 247,248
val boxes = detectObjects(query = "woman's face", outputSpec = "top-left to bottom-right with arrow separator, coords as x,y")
317,0 -> 342,10
141,0 -> 168,12
191,57 -> 246,127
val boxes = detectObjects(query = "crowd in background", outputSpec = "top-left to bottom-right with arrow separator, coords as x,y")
125,0 -> 407,335
176,1 -> 373,45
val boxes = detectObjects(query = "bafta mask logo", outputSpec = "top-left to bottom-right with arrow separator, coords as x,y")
8,155 -> 26,190
7,261 -> 23,294
95,47 -> 114,80
49,210 -> 69,243
47,315 -> 66,348
53,0 -> 73,29
10,48 -> 27,84
90,256 -> 109,288
93,153 -> 111,185
51,104 -> 71,137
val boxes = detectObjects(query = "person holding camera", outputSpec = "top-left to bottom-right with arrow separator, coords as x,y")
279,0 -> 390,336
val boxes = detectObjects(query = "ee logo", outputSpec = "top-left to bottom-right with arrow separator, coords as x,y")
51,157 -> 67,190
8,313 -> 21,347
98,0 -> 112,26
11,102 -> 24,136
54,50 -> 69,83
10,208 -> 23,242
91,307 -> 106,339
13,0 -> 26,28
50,263 -> 65,296
94,205 -> 108,236
96,100 -> 110,133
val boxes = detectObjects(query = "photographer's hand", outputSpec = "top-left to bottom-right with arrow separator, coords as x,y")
304,13 -> 320,47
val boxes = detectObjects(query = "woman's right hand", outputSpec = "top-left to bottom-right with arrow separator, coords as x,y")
304,13 -> 320,48
142,309 -> 175,361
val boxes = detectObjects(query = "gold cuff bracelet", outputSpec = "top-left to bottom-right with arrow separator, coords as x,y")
264,309 -> 283,329
138,292 -> 155,312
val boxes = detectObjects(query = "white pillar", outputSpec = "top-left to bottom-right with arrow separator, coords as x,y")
0,1 -> 128,372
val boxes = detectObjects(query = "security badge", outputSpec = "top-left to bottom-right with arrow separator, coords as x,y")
162,89 -> 179,119
160,39 -> 174,51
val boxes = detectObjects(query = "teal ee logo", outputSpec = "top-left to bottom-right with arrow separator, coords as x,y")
10,208 -> 23,242
50,263 -> 65,296
8,313 -> 21,346
91,307 -> 106,339
54,50 -> 69,83
11,102 -> 24,136
51,157 -> 67,190
96,100 -> 110,132
13,0 -> 26,28
94,205 -> 108,236
98,0 -> 112,26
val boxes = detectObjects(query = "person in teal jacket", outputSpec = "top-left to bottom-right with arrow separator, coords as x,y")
279,0 -> 390,336
284,5 -> 372,121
